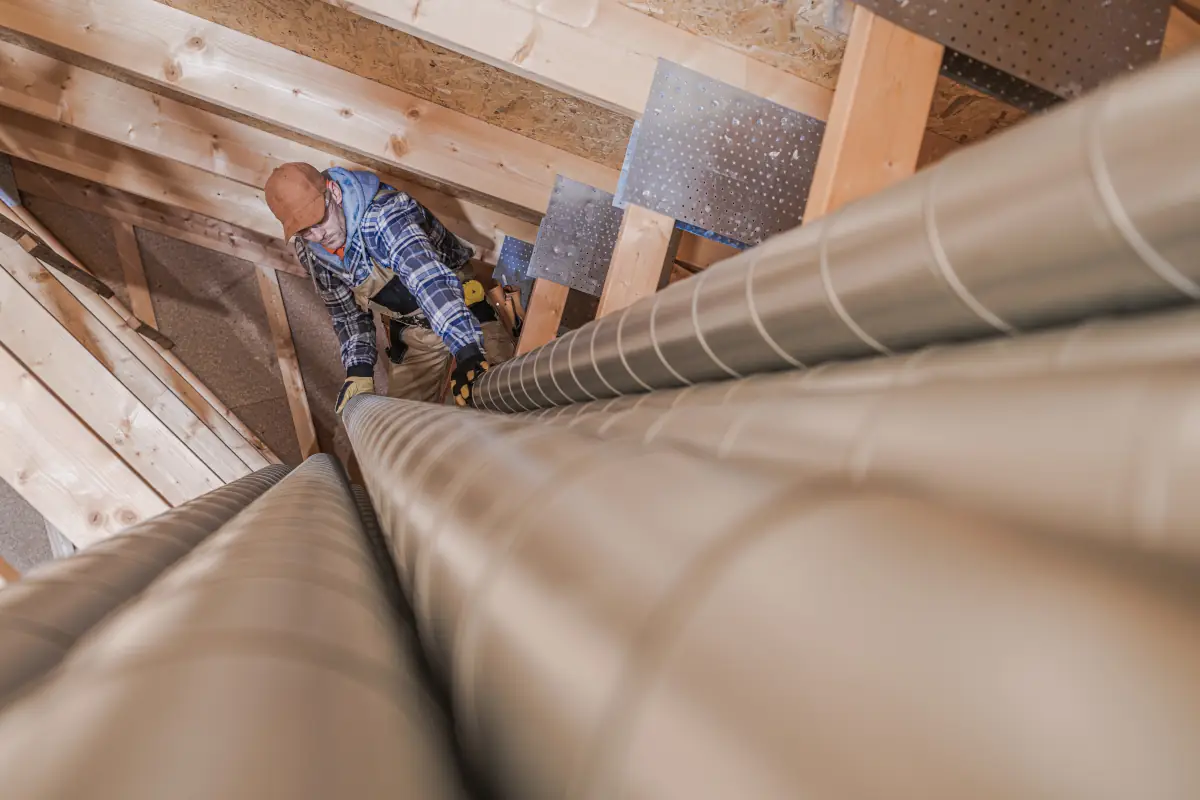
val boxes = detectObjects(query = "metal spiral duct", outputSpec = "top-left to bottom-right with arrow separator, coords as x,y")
516,305 -> 1200,559
0,455 -> 469,800
344,393 -> 1200,800
476,52 -> 1200,413
0,464 -> 289,707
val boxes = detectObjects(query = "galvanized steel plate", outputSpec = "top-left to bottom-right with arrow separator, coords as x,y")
940,49 -> 1063,112
526,177 -> 624,297
492,235 -> 535,309
855,0 -> 1171,98
617,60 -> 826,245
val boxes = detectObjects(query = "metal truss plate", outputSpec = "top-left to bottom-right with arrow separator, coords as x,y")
941,49 -> 1063,113
617,60 -> 825,246
526,177 -> 624,297
492,236 -> 535,309
855,0 -> 1172,99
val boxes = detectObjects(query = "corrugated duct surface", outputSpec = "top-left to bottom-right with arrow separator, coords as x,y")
0,464 -> 289,707
476,52 -> 1200,413
344,394 -> 1200,800
0,455 -> 469,800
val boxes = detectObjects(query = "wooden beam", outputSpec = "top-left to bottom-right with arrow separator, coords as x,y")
0,555 -> 19,585
1165,5 -> 1200,57
0,0 -> 617,215
255,265 -> 319,461
0,236 -> 226,504
0,209 -> 273,475
0,341 -> 168,548
804,7 -> 944,221
110,219 -> 158,328
14,161 -> 301,277
516,280 -> 570,355
0,41 -> 540,260
596,206 -> 680,319
317,0 -> 833,120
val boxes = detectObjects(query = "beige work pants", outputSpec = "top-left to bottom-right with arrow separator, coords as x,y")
386,321 -> 515,403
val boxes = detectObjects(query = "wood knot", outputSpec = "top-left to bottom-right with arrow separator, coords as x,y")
163,60 -> 182,83
118,509 -> 139,526
406,107 -> 421,121
340,108 -> 354,119
88,511 -> 105,527
186,36 -> 205,51
389,135 -> 409,158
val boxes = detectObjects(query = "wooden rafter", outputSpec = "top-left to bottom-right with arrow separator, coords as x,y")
0,0 -> 617,216
0,238 -> 225,504
111,220 -> 159,329
14,161 -> 302,277
0,41 -> 540,258
0,340 -> 168,548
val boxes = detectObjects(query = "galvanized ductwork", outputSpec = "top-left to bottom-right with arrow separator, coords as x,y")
0,456 -> 469,800
476,52 -> 1200,413
344,394 -> 1200,800
0,464 -> 289,706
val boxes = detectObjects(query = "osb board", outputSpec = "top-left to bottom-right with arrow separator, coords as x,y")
620,0 -> 1024,144
154,0 -> 633,170
22,194 -> 133,311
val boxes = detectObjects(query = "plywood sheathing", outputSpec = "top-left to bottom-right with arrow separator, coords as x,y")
155,0 -> 634,170
620,0 -> 1023,145
134,228 -> 303,464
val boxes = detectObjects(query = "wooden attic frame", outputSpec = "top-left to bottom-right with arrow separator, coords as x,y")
0,0 -> 1196,561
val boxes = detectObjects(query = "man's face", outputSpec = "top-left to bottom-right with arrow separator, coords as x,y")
299,180 -> 347,251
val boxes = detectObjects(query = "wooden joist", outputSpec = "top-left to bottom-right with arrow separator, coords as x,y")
255,265 -> 319,461
0,0 -> 617,215
0,341 -> 168,548
317,0 -> 833,120
0,235 -> 230,503
596,206 -> 680,318
0,41 -> 540,259
805,6 -> 944,221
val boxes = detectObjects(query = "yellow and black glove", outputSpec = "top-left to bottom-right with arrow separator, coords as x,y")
449,348 -> 489,408
335,375 -> 375,416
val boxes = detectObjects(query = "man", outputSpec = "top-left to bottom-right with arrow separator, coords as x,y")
264,162 -> 512,413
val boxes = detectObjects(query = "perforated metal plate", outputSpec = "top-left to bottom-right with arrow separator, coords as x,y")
526,176 -> 624,297
617,60 -> 826,246
492,235 -> 535,309
941,49 -> 1063,113
854,0 -> 1172,99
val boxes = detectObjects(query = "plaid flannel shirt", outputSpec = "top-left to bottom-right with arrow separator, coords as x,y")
293,186 -> 483,374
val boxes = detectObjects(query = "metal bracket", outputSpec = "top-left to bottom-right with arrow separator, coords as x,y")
854,0 -> 1172,100
616,60 -> 826,246
526,177 -> 624,297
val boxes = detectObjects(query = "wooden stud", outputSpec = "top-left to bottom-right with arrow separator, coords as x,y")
596,206 -> 681,319
0,341 -> 168,548
110,219 -> 158,328
0,236 -> 226,503
0,0 -> 617,215
0,554 -> 19,585
256,265 -> 319,461
0,42 -> 541,258
516,280 -> 570,355
805,6 -> 944,221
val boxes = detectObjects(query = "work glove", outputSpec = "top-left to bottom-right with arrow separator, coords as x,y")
335,375 -> 375,416
449,348 -> 489,408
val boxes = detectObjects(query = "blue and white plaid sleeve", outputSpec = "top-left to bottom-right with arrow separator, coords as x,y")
293,239 -> 377,375
371,210 -> 484,358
